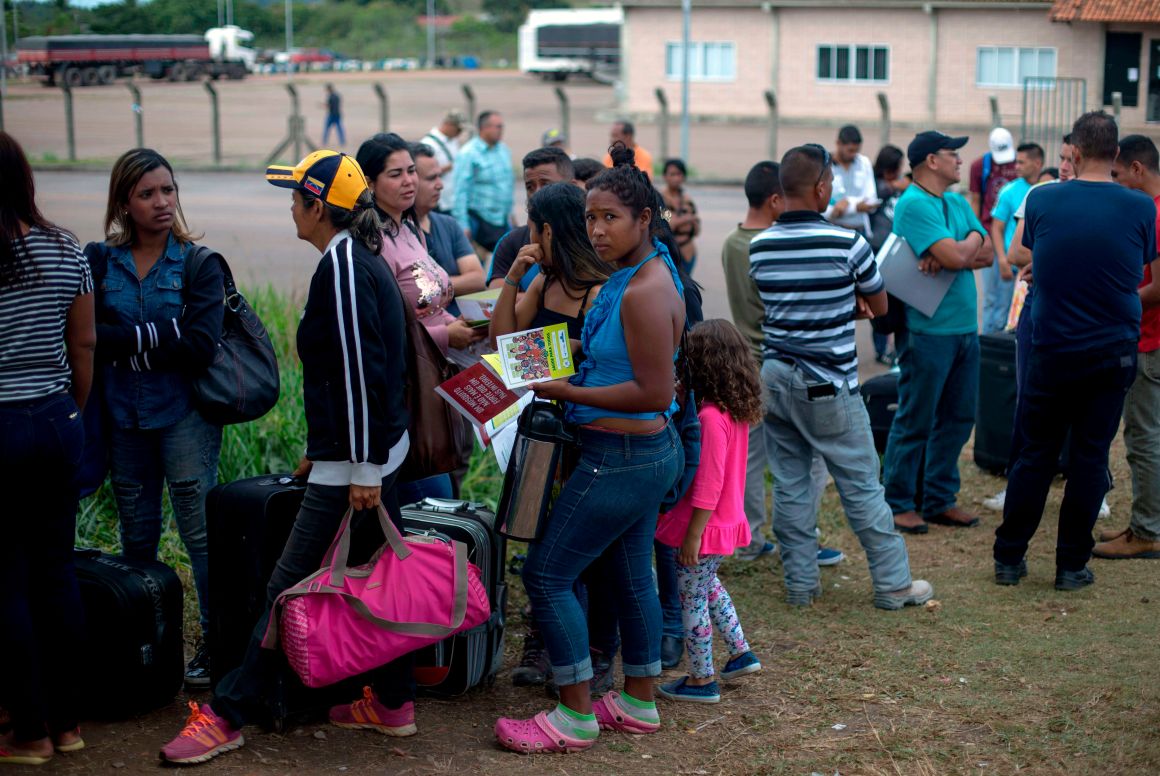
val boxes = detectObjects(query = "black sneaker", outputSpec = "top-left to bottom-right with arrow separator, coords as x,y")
184,641 -> 211,689
661,635 -> 684,669
994,559 -> 1028,586
511,634 -> 551,687
591,650 -> 615,695
1055,566 -> 1095,591
546,649 -> 615,699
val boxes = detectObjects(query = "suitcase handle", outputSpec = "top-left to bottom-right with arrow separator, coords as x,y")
421,497 -> 484,514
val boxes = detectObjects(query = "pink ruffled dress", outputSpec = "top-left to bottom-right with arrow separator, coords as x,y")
655,401 -> 752,555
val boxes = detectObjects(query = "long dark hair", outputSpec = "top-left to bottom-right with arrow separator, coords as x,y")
304,189 -> 383,256
104,148 -> 199,247
0,132 -> 73,290
527,182 -> 608,296
682,319 -> 763,424
355,132 -> 417,238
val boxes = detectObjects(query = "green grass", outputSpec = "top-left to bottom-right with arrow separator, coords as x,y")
75,285 -> 505,565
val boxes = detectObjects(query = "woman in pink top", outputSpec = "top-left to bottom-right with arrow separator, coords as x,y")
356,133 -> 485,355
655,320 -> 763,703
356,133 -> 484,503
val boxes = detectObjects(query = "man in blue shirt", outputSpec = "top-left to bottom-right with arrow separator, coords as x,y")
994,111 -> 1155,591
452,110 -> 514,252
985,143 -> 1044,334
883,131 -> 993,535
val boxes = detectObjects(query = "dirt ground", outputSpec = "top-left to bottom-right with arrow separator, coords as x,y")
28,431 -> 1160,776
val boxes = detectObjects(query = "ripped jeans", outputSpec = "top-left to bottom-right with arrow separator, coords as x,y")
110,408 -> 221,632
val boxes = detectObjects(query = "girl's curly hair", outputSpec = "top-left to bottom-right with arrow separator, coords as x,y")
680,319 -> 763,425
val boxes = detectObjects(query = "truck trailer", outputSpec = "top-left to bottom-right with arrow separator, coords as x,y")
17,26 -> 256,87
518,8 -> 622,82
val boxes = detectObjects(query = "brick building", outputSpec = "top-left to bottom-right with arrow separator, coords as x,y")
618,0 -> 1160,130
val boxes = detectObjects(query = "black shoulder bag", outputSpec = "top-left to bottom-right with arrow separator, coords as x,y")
184,247 -> 280,425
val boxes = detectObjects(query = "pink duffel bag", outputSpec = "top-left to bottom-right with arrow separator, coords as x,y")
261,504 -> 490,689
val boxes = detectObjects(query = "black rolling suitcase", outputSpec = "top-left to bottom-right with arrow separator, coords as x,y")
862,372 -> 900,454
206,473 -> 308,687
402,497 -> 507,696
975,331 -> 1018,474
73,549 -> 185,718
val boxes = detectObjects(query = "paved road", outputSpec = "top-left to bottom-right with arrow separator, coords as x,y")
35,169 -> 892,380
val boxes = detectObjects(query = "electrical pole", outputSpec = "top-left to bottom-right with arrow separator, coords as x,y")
284,0 -> 293,80
679,0 -> 690,162
426,0 -> 435,68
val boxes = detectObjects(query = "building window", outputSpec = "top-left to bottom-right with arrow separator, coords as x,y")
665,42 -> 737,82
976,47 -> 1057,87
816,44 -> 889,83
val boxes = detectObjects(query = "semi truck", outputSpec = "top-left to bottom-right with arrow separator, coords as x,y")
16,26 -> 256,87
518,8 -> 622,82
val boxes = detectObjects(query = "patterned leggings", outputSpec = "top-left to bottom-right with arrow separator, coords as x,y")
677,555 -> 750,679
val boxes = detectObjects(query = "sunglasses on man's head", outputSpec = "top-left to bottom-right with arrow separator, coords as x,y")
804,143 -> 832,184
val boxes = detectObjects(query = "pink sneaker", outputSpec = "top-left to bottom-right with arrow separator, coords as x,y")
159,702 -> 244,765
329,687 -> 417,737
592,691 -> 660,734
495,712 -> 596,754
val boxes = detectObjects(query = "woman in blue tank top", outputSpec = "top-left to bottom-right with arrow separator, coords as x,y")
495,144 -> 685,755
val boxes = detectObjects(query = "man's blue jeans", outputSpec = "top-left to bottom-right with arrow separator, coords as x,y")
995,341 -> 1136,571
982,259 -> 1016,335
110,408 -> 221,632
522,424 -> 680,686
762,359 -> 912,596
883,332 -> 979,517
322,115 -> 345,146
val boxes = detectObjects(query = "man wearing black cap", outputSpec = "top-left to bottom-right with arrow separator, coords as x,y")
882,131 -> 993,535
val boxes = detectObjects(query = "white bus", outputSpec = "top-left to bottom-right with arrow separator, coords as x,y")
518,8 -> 622,82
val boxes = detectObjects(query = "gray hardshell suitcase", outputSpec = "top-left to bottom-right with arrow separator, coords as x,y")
401,497 -> 507,696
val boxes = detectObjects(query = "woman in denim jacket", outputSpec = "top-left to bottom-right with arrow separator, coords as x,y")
86,149 -> 224,688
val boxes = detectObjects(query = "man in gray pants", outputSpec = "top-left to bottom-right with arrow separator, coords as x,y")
721,160 -> 844,565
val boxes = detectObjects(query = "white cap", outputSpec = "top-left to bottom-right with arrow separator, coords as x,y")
989,127 -> 1016,164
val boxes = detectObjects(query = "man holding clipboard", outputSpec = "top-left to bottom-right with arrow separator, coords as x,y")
882,132 -> 994,535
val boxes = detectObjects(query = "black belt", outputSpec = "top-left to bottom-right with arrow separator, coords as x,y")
768,356 -> 860,395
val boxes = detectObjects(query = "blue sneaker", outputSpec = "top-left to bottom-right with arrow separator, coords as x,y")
720,650 -> 762,680
817,546 -> 845,566
737,540 -> 776,561
656,677 -> 720,704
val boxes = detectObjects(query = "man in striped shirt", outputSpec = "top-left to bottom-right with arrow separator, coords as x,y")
750,143 -> 932,611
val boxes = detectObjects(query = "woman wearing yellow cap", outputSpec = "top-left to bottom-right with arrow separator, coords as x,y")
160,150 -> 416,766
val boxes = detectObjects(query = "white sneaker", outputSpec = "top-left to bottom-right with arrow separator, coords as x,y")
1099,499 -> 1111,519
982,489 -> 1006,512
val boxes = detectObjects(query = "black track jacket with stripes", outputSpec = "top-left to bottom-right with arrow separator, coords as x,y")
298,233 -> 409,484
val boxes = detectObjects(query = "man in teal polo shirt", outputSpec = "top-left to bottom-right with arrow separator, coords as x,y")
884,131 -> 994,534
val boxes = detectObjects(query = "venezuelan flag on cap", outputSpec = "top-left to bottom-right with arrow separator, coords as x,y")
266,150 -> 369,212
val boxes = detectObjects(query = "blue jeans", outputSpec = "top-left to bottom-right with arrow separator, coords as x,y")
523,424 -> 680,686
982,259 -> 1016,335
0,394 -> 87,743
110,408 -> 222,631
396,474 -> 453,506
762,360 -> 912,595
995,341 -> 1136,571
883,332 -> 979,517
212,475 -> 414,729
653,542 -> 684,640
322,115 -> 345,146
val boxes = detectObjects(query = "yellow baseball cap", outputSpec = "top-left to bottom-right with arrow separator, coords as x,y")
265,150 -> 369,211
